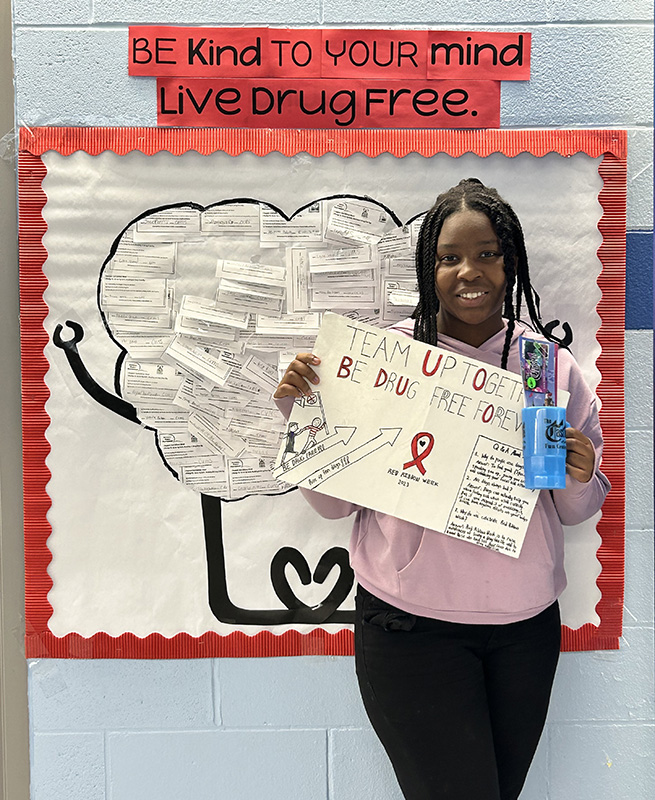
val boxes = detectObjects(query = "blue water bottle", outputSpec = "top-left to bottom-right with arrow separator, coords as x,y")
522,401 -> 568,489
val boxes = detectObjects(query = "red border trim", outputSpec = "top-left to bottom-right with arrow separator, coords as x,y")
19,127 -> 625,657
19,126 -> 625,159
560,150 -> 626,652
19,151 -> 54,650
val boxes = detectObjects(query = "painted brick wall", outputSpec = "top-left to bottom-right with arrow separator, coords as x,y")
15,2 -> 653,798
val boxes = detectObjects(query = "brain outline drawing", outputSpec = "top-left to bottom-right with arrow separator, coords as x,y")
54,194 -> 424,626
97,195 -> 413,501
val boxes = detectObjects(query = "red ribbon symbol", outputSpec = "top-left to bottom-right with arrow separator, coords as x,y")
403,432 -> 434,475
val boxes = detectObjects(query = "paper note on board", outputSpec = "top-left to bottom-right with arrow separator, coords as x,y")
274,312 -> 543,558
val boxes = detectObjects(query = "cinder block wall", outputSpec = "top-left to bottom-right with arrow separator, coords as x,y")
14,2 -> 653,798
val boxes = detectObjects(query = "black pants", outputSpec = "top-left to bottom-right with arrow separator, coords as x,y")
355,586 -> 561,800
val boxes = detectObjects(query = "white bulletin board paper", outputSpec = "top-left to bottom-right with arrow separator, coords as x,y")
17,128 -> 625,656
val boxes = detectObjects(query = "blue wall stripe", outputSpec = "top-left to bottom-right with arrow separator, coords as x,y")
625,230 -> 653,330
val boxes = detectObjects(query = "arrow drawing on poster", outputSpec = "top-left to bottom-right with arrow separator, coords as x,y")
274,425 -> 357,479
298,427 -> 403,488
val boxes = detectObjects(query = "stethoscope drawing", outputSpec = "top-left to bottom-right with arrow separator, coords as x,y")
53,317 -> 355,625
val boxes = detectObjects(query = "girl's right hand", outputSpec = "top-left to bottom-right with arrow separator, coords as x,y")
273,353 -> 321,399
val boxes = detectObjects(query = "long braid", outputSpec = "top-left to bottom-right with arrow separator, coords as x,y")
501,280 -> 516,370
412,178 -> 570,369
412,204 -> 450,346
480,198 -> 517,369
515,281 -> 524,325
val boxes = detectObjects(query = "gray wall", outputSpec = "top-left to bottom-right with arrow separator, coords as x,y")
1,0 -> 29,797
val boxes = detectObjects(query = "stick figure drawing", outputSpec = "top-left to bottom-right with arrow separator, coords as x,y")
299,417 -> 327,452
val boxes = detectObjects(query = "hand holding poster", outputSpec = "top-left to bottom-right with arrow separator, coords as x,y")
275,313 -> 568,558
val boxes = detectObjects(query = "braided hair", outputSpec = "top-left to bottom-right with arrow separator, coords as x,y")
412,178 -> 569,370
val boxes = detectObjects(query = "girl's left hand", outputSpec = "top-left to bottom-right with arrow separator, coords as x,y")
565,427 -> 595,483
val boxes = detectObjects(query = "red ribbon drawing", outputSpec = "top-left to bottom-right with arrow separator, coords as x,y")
402,431 -> 434,475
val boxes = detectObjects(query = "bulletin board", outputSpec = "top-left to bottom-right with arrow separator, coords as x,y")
19,127 -> 625,657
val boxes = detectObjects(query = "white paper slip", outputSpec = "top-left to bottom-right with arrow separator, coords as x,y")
172,376 -> 197,409
158,431 -> 215,465
175,304 -> 241,340
216,279 -> 285,317
180,295 -> 250,329
101,276 -> 170,309
110,242 -> 177,275
260,204 -> 324,243
193,399 -> 234,424
310,285 -> 377,309
135,208 -> 201,235
164,337 -> 232,387
241,354 -> 279,393
228,404 -> 283,429
184,391 -> 229,420
309,268 -> 377,286
387,257 -> 416,278
172,380 -> 227,418
308,245 -> 373,273
189,412 -> 248,459
377,227 -> 413,258
176,332 -> 246,358
212,373 -> 262,397
333,308 -> 382,327
382,281 -> 419,324
185,370 -> 217,394
325,200 -> 391,245
228,457 -> 288,498
240,438 -> 281,460
122,360 -> 183,403
174,317 -> 240,345
119,334 -> 174,359
293,335 -> 318,351
136,405 -> 189,432
228,419 -> 282,445
106,310 -> 173,332
243,389 -> 280,410
216,348 -> 245,370
286,248 -> 311,313
201,203 -> 260,235
217,259 -> 287,288
409,215 -> 426,246
206,388 -> 250,410
179,457 -> 229,495
255,313 -> 321,336
388,288 -> 420,306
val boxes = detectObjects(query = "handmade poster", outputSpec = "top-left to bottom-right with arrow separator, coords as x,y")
275,313 -> 564,558
18,128 -> 625,656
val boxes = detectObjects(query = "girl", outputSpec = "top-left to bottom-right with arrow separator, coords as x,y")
274,179 -> 610,800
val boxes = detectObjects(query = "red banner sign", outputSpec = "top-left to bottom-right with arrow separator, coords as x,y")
131,27 -> 323,79
131,27 -> 530,81
426,31 -> 529,80
156,78 -> 500,128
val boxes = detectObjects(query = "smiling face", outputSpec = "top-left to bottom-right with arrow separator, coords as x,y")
434,208 -> 508,347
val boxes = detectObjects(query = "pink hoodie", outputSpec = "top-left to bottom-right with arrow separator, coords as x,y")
277,319 -> 610,624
